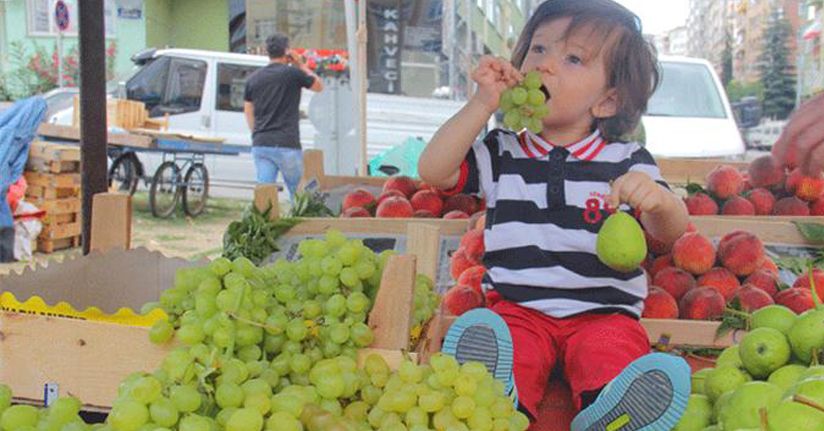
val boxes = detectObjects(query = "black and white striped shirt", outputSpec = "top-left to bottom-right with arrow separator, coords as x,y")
446,128 -> 670,318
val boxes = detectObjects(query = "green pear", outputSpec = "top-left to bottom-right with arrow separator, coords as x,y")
793,378 -> 824,406
752,304 -> 797,335
674,394 -> 712,431
768,364 -> 807,392
719,381 -> 782,430
801,365 -> 824,381
692,368 -> 714,395
739,327 -> 791,379
766,399 -> 824,431
595,212 -> 647,272
716,345 -> 745,371
712,390 -> 734,424
705,366 -> 752,402
788,308 -> 824,364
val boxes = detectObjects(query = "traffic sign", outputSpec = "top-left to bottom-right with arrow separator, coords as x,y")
55,1 -> 69,32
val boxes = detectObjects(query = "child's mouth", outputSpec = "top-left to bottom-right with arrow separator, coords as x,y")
540,85 -> 551,101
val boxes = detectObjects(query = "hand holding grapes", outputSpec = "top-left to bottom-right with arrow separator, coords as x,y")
471,55 -> 523,115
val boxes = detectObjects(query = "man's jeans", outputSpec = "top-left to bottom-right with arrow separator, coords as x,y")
251,146 -> 303,201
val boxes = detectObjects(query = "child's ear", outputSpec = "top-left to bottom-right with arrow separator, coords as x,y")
592,88 -> 618,119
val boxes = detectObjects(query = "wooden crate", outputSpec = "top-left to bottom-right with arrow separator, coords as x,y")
0,251 -> 427,410
27,141 -> 81,174
657,157 -> 749,186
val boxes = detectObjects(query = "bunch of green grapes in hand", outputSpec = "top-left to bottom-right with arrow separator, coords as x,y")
500,71 -> 548,133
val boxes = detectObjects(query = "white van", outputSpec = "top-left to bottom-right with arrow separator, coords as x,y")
643,56 -> 746,158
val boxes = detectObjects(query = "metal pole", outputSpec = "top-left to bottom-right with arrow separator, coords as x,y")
78,0 -> 108,255
358,0 -> 368,176
345,0 -> 361,175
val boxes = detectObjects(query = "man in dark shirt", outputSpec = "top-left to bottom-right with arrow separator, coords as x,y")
244,33 -> 323,201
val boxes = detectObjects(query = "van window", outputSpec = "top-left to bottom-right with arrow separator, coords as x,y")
647,62 -> 727,119
216,63 -> 260,112
125,56 -> 207,116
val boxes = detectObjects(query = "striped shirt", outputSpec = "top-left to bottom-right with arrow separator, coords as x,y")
446,128 -> 670,318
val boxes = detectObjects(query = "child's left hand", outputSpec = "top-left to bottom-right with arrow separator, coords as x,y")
607,172 -> 670,215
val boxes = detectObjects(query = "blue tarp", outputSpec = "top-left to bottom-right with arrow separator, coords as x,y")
0,97 -> 47,227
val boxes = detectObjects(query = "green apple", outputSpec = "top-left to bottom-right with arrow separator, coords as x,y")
691,368 -> 713,395
739,327 -> 791,379
766,400 -> 824,431
768,364 -> 807,392
673,394 -> 712,431
705,365 -> 752,402
719,381 -> 782,430
716,345 -> 745,371
788,309 -> 824,364
752,304 -> 797,335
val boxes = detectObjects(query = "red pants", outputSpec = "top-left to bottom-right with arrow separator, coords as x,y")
490,300 -> 650,419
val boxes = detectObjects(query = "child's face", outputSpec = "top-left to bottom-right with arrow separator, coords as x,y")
521,18 -> 618,139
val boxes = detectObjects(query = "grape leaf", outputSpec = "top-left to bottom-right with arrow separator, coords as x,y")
715,298 -> 750,340
685,182 -> 707,195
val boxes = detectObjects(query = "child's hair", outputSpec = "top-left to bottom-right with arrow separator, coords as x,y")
511,0 -> 659,142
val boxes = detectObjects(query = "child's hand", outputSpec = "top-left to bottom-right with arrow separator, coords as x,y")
471,55 -> 523,114
608,172 -> 671,215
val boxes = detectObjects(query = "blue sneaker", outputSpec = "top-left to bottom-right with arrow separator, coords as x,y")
441,308 -> 518,403
570,353 -> 691,431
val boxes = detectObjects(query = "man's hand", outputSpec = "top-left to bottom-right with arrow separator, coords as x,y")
773,92 -> 824,176
608,171 -> 669,214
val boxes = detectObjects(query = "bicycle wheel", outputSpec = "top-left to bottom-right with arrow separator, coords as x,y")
182,163 -> 209,217
108,153 -> 140,195
149,161 -> 181,218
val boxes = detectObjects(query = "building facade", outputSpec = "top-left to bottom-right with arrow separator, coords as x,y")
687,0 -> 733,75
242,0 -> 533,99
0,0 -> 231,99
655,26 -> 689,56
732,0 -> 801,83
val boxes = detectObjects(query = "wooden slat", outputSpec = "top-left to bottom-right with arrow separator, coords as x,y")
26,158 -> 81,174
37,123 -> 155,149
287,217 -> 469,236
90,193 -> 132,253
24,172 -> 81,189
40,221 -> 81,240
406,223 -> 441,282
37,236 -> 80,253
253,184 -> 279,220
29,140 -> 80,162
0,313 -> 168,410
26,185 -> 80,200
658,157 -> 749,185
691,217 -> 822,245
29,198 -> 81,215
368,255 -> 417,350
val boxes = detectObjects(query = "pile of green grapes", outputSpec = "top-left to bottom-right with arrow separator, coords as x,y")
410,275 -> 440,347
0,231 -> 517,431
0,385 -> 89,431
500,71 -> 548,134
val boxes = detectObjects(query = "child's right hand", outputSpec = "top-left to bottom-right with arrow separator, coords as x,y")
471,55 -> 523,114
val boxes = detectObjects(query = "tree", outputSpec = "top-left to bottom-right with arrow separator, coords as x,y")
721,31 -> 733,87
757,8 -> 796,119
726,80 -> 764,103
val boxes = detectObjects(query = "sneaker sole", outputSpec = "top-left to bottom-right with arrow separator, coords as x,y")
441,308 -> 515,392
570,353 -> 691,431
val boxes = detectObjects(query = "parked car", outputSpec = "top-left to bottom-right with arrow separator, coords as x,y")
643,56 -> 746,158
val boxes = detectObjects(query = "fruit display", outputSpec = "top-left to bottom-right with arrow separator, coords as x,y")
499,71 -> 549,133
674,295 -> 824,430
685,154 -> 824,216
0,231 -> 473,431
340,176 -> 484,220
643,227 -> 821,321
443,216 -> 487,316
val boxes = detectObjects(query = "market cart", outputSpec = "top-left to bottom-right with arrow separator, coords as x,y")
37,123 -> 247,218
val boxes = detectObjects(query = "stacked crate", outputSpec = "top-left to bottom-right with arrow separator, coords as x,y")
25,141 -> 82,253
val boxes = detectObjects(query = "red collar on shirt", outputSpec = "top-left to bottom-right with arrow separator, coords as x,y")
518,130 -> 606,161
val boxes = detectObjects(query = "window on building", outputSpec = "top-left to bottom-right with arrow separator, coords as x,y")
486,0 -> 494,23
216,63 -> 260,112
493,3 -> 502,32
27,0 -> 116,37
476,0 -> 484,10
